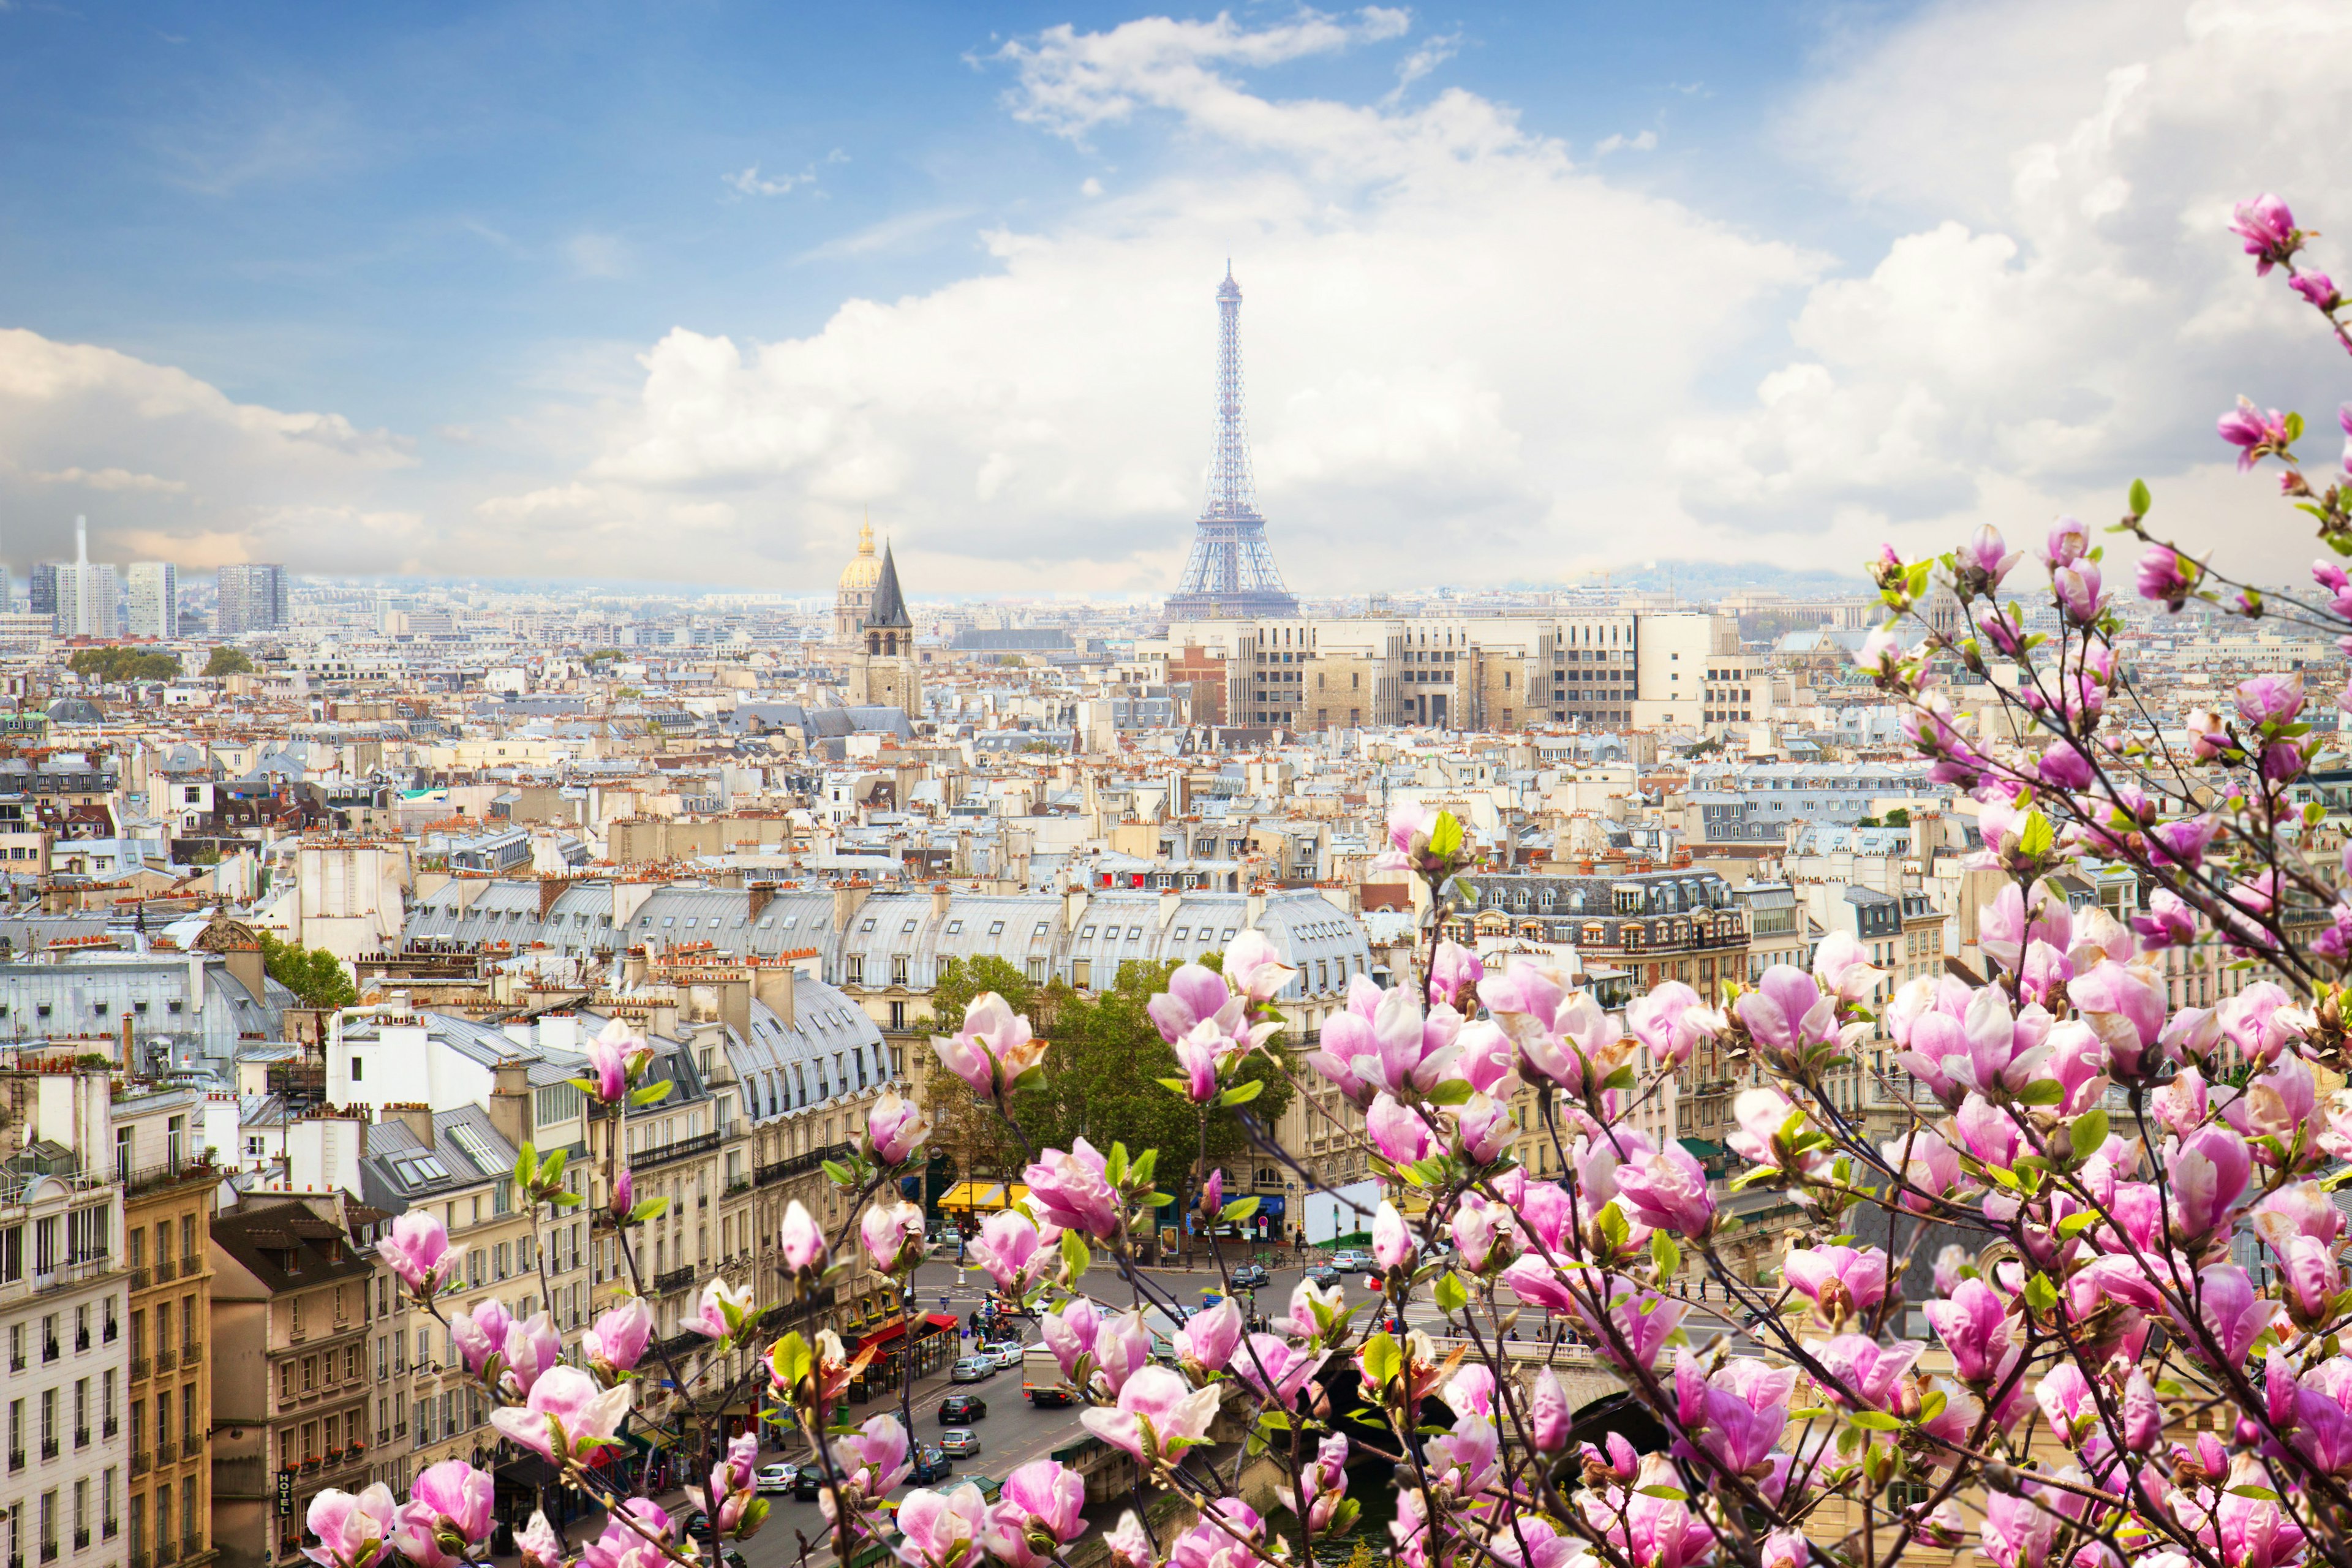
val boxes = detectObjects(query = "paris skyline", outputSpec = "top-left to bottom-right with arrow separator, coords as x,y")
0,2 -> 2346,599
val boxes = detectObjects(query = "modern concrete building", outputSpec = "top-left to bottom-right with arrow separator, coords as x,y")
124,567 -> 178,643
214,567 -> 287,638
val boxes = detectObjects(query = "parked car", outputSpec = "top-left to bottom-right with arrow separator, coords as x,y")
755,1463 -> 798,1495
1303,1263 -> 1343,1289
794,1466 -> 826,1501
1229,1264 -> 1270,1289
910,1445 -> 955,1485
940,1393 -> 988,1423
938,1428 -> 982,1458
1330,1248 -> 1375,1272
950,1356 -> 995,1383
989,1341 -> 1026,1371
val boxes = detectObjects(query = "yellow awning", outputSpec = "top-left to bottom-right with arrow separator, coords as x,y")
939,1180 -> 1031,1212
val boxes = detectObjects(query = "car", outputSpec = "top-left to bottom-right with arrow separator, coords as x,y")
1303,1263 -> 1343,1289
950,1355 -> 995,1382
755,1463 -> 799,1495
910,1445 -> 954,1485
938,1428 -> 982,1458
940,1393 -> 988,1423
989,1341 -> 1026,1370
1330,1248 -> 1375,1272
1229,1264 -> 1270,1289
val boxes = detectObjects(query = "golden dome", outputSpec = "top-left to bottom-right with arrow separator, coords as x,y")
837,518 -> 881,592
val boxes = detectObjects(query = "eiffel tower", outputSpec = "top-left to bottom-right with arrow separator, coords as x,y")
1165,265 -> 1300,620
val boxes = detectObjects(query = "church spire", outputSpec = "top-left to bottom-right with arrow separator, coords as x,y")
867,541 -> 913,630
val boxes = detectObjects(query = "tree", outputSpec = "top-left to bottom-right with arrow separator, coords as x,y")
67,647 -> 179,683
203,646 -> 255,677
257,932 -> 357,1009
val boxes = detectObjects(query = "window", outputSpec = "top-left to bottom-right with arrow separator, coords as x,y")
988,921 -> 1005,936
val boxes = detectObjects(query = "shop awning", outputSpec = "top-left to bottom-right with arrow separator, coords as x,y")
858,1319 -> 910,1351
922,1313 -> 960,1333
938,1180 -> 1029,1211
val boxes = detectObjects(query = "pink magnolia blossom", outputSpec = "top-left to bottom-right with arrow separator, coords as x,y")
2230,193 -> 2300,273
685,1431 -> 760,1539
1372,1201 -> 1415,1272
1808,1334 -> 1921,1411
968,1208 -> 1044,1292
2218,397 -> 2293,469
1232,1333 -> 1328,1408
867,1092 -> 931,1165
1959,523 -> 2023,588
1287,1278 -> 1346,1342
1222,929 -> 1297,1002
1170,1021 -> 1227,1104
1881,1128 -> 1962,1213
581,1499 -> 671,1568
1427,1409 -> 1501,1496
1078,1365 -> 1221,1461
1979,1485 -> 2060,1568
1039,1296 -> 1101,1382
1734,965 -> 1840,1061
1626,981 -> 1721,1069
1174,1298 -> 1243,1374
2168,1125 -> 2252,1241
2168,1262 -> 2278,1366
1366,1093 -> 1436,1164
584,1296 -> 653,1378
1724,1087 -> 1830,1183
450,1298 -> 514,1377
2237,672 -> 2307,728
1676,1351 -> 1796,1475
1023,1139 -> 1123,1241
932,992 -> 1044,1098
2138,543 -> 2203,608
1782,1245 -> 1890,1325
488,1365 -> 632,1461
1488,1518 -> 1585,1568
1450,1193 -> 1506,1272
2043,516 -> 2091,568
1530,1366 -> 1570,1453
983,1460 -> 1087,1568
1299,1433 -> 1351,1532
861,1200 -> 929,1276
1612,1140 -> 1716,1240
1450,1093 -> 1513,1164
894,1483 -> 992,1568
584,1014 -> 650,1105
516,1512 -> 563,1568
841,1413 -> 913,1494
303,1485 -> 402,1568
1148,962 -> 1242,1045
780,1200 -> 829,1272
1572,1281 -> 1687,1369
1105,1512 -> 1155,1568
2053,558 -> 2103,622
1428,940 -> 1484,1008
2132,888 -> 2199,951
685,1278 -> 755,1341
375,1210 -> 453,1295
1581,1455 -> 1716,1568
1090,1310 -> 1156,1396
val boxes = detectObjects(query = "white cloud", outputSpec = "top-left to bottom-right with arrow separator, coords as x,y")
0,328 -> 415,569
1384,30 -> 1460,103
795,205 -> 978,263
1690,0 -> 2352,578
480,12 -> 1817,593
723,150 -> 849,200
1594,130 -> 1657,157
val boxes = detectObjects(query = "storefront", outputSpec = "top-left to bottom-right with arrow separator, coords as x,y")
845,1312 -> 963,1403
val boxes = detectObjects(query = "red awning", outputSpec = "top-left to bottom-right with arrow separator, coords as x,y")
857,1320 -> 910,1351
923,1313 -> 961,1333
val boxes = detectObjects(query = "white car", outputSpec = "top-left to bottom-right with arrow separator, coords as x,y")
989,1342 -> 1025,1371
755,1464 -> 797,1496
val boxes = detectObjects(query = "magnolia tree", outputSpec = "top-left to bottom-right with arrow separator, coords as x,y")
294,197 -> 2352,1568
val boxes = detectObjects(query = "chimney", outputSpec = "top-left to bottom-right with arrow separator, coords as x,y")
751,959 -> 796,1031
487,1062 -> 529,1148
382,1102 -> 435,1149
930,882 -> 951,919
747,881 -> 778,927
538,875 -> 568,922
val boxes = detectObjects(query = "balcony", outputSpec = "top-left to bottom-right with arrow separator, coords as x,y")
126,1154 -> 217,1197
155,1438 -> 176,1464
103,1318 -> 117,1343
653,1265 -> 694,1295
132,1555 -> 149,1568
632,1128 -> 720,1174
132,1450 -> 151,1477
153,1258 -> 176,1284
102,1519 -> 115,1541
6,1448 -> 20,1472
40,1438 -> 59,1460
131,1357 -> 151,1381
70,1533 -> 86,1553
155,1347 -> 176,1373
42,1339 -> 59,1362
182,1342 -> 202,1368
7,1353 -> 21,1372
39,1542 -> 56,1564
102,1417 -> 117,1439
72,1427 -> 88,1449
753,1141 -> 852,1187
75,1328 -> 90,1352
130,1266 -> 151,1291
157,1545 -> 178,1567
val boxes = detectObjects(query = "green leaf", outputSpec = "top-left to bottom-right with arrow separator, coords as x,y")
2284,411 -> 2305,443
1651,1231 -> 1682,1280
2128,478 -> 2151,516
2069,1108 -> 2110,1159
2021,1272 -> 2057,1314
1602,1065 -> 1637,1092
1424,1079 -> 1473,1107
1637,1485 -> 1689,1501
515,1142 -> 538,1191
627,1196 -> 670,1226
1220,1196 -> 1262,1224
1130,1148 -> 1159,1186
1428,811 -> 1464,860
1597,1202 -> 1629,1251
1155,1076 -> 1194,1095
2230,1485 -> 2282,1501
1433,1272 -> 1468,1313
1060,1228 -> 1090,1281
2018,810 -> 2054,861
1257,1410 -> 1293,1430
1918,1388 -> 1947,1424
1359,1333 -> 1403,1386
628,1080 -> 674,1107
540,1148 -> 567,1189
2016,1079 -> 2064,1106
1847,1411 -> 1903,1431
1218,1080 -> 1265,1108
2056,1211 -> 2101,1239
1105,1143 -> 1129,1189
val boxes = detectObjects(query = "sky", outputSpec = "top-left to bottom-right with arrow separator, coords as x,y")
2,0 -> 2348,600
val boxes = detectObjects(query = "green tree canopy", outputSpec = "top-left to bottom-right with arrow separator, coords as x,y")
67,647 -> 179,683
203,646 -> 256,677
258,932 -> 358,1009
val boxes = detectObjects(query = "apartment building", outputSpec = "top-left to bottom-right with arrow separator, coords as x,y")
215,567 -> 288,638
114,1085 -> 217,1568
0,1063 -> 130,1568
124,567 -> 178,643
208,1196 -> 380,1568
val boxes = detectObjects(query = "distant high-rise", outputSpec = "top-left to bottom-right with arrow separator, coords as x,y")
1166,265 -> 1300,621
217,563 -> 288,635
54,517 -> 118,639
28,562 -> 58,622
126,562 -> 178,639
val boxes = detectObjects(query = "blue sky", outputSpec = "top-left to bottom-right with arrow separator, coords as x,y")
2,1 -> 2347,593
